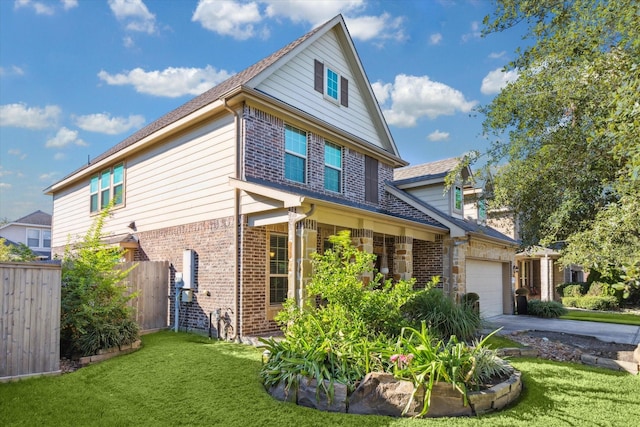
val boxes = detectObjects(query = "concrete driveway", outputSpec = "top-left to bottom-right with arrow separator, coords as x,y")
483,314 -> 640,345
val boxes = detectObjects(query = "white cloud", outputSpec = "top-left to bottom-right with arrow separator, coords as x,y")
109,0 -> 157,34
345,13 -> 406,42
14,0 -> 76,14
461,21 -> 481,42
8,149 -> 27,160
46,127 -> 87,148
0,103 -> 61,129
39,172 -> 57,181
98,65 -> 233,98
75,113 -> 145,135
264,0 -> 364,26
192,0 -> 262,40
53,152 -> 66,160
0,65 -> 25,77
429,33 -> 443,45
0,183 -> 11,190
488,51 -> 506,59
481,68 -> 519,95
374,74 -> 477,127
427,130 -> 450,142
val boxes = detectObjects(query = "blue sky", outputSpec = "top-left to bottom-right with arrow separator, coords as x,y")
0,0 -> 523,220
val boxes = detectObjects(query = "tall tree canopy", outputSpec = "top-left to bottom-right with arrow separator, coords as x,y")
480,0 -> 639,280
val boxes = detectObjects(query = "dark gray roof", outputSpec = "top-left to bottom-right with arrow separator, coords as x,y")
386,182 -> 517,245
55,16 -> 333,185
12,210 -> 52,226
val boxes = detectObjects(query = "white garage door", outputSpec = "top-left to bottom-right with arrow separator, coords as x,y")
466,260 -> 504,318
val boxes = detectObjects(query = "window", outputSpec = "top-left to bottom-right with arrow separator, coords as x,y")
90,163 -> 124,213
478,199 -> 487,222
324,141 -> 342,192
269,234 -> 288,305
27,229 -> 40,248
314,59 -> 349,107
364,156 -> 378,203
453,185 -> 463,212
284,125 -> 307,183
43,230 -> 51,248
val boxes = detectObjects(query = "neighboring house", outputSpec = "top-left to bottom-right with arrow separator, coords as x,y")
391,158 -> 518,318
45,15 -> 515,339
0,210 -> 52,260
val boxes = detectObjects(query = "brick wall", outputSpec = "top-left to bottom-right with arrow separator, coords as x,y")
384,192 -> 442,227
413,238 -> 444,289
134,217 -> 236,334
243,105 -> 392,207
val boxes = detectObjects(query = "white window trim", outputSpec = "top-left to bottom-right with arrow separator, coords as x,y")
284,125 -> 308,184
452,184 -> 463,214
324,141 -> 343,193
267,232 -> 288,320
90,162 -> 125,214
26,228 -> 41,248
324,64 -> 341,105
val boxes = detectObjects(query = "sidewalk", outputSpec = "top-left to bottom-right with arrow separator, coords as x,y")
483,314 -> 640,345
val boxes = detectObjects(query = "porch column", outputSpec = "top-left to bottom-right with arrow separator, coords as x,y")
442,237 -> 465,297
393,236 -> 413,282
540,255 -> 554,301
297,219 -> 317,306
351,228 -> 374,285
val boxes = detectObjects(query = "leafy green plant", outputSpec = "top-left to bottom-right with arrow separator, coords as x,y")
387,322 -> 509,417
526,299 -> 568,318
556,282 -> 589,297
401,288 -> 480,341
0,239 -> 38,262
562,295 -> 619,311
60,206 -> 139,357
563,284 -> 584,297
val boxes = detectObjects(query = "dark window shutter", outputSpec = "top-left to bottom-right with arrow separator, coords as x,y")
365,156 -> 378,203
340,77 -> 349,107
314,60 -> 324,93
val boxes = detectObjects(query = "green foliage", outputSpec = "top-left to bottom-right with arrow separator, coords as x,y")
562,295 -> 619,311
479,0 -> 640,278
401,288 -> 481,342
0,239 -> 37,262
556,282 -> 588,297
60,207 -> 139,357
305,230 -> 416,336
388,324 -> 510,417
526,300 -> 567,318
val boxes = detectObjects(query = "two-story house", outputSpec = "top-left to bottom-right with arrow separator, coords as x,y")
0,210 -> 52,260
45,15 -> 515,338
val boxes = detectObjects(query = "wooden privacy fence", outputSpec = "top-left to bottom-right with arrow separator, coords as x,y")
1,262 -> 61,381
121,261 -> 170,333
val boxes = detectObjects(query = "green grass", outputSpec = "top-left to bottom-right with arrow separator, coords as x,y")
2,331 -> 639,426
484,334 -> 524,349
560,308 -> 640,326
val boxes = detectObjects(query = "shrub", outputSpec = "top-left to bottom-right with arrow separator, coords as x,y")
587,282 -> 606,296
527,299 -> 568,318
562,295 -> 619,311
556,282 -> 588,297
401,289 -> 481,342
563,284 -> 584,297
60,207 -> 139,358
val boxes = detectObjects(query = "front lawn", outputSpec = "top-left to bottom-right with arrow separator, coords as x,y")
560,308 -> 640,326
1,331 -> 638,426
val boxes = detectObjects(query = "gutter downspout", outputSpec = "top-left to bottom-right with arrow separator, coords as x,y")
224,98 -> 242,341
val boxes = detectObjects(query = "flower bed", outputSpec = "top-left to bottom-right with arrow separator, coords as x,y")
266,369 -> 522,417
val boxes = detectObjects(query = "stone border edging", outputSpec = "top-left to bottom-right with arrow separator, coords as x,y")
78,340 -> 142,367
267,370 -> 522,418
580,354 -> 639,375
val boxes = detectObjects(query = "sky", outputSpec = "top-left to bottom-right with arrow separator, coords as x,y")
0,0 -> 525,221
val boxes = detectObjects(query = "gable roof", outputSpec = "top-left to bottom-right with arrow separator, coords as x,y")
46,15 -> 402,194
0,210 -> 51,229
385,182 -> 517,245
393,157 -> 472,185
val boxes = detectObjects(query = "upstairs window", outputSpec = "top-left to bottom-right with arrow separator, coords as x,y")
314,59 -> 349,107
453,185 -> 463,213
478,199 -> 487,223
324,141 -> 342,192
284,125 -> 307,183
43,230 -> 51,248
90,163 -> 125,213
27,229 -> 40,248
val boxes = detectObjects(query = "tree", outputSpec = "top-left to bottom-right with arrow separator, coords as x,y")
0,239 -> 37,262
479,0 -> 639,280
60,207 -> 139,357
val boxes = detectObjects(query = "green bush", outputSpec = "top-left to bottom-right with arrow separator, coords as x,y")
556,282 -> 588,297
563,284 -> 584,297
587,282 -> 606,296
401,288 -> 481,342
562,295 -> 619,311
527,299 -> 568,318
60,207 -> 139,358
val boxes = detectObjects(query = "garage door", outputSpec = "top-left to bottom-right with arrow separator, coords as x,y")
466,260 -> 504,318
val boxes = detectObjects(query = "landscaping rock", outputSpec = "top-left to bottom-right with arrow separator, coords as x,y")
425,382 -> 472,418
296,376 -> 347,413
348,372 -> 423,417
